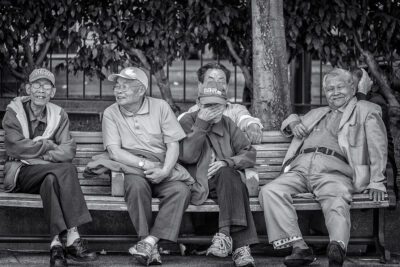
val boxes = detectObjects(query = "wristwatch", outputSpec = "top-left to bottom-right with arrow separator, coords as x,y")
138,160 -> 145,169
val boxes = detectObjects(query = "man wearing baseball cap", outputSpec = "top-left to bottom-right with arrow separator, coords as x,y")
102,66 -> 191,266
2,68 -> 97,266
179,78 -> 259,267
178,62 -> 263,144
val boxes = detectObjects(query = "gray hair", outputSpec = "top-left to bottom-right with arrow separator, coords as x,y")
322,68 -> 354,90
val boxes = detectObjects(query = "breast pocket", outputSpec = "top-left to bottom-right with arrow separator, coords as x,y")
347,124 -> 364,147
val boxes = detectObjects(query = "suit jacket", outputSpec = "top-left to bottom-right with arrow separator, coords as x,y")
281,97 -> 387,193
179,111 -> 256,205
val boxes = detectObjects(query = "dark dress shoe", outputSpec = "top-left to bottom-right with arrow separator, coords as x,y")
327,241 -> 345,267
284,247 -> 316,267
50,245 -> 67,267
65,238 -> 98,262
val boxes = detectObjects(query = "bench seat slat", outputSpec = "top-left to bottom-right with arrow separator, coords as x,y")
0,193 -> 388,211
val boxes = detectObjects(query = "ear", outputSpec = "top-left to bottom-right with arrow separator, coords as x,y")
25,83 -> 31,95
50,87 -> 56,98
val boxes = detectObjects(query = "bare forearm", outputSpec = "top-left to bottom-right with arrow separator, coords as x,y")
163,142 -> 179,174
107,146 -> 143,168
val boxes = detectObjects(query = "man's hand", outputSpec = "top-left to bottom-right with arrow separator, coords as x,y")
144,167 -> 169,184
365,189 -> 386,202
46,140 -> 58,150
142,160 -> 162,171
207,160 -> 227,179
289,121 -> 309,139
197,105 -> 224,122
246,124 -> 262,144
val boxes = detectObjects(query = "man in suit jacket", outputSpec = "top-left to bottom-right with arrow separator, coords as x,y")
258,68 -> 387,267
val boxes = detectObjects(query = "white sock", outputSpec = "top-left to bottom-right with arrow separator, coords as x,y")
50,235 -> 62,248
143,235 -> 159,246
66,227 -> 80,246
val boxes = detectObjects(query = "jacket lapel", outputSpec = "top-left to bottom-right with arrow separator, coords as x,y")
339,97 -> 357,130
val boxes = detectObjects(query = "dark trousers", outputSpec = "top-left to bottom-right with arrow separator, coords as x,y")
208,167 -> 259,249
124,175 -> 191,242
16,163 -> 92,237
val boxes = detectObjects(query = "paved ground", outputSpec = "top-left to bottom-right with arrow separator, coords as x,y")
0,251 -> 399,267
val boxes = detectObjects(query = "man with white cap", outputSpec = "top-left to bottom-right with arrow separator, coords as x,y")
2,68 -> 97,267
179,79 -> 258,267
103,66 -> 191,266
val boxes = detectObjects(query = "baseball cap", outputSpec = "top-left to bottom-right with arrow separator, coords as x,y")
198,81 -> 228,105
108,67 -> 149,90
29,68 -> 55,86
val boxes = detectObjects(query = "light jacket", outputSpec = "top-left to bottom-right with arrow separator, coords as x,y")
2,97 -> 76,192
179,111 -> 256,205
281,97 -> 387,193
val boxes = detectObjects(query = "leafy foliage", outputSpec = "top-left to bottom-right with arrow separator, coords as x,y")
285,0 -> 400,68
0,0 -> 84,82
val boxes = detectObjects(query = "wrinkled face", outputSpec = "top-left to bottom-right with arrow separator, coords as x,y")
113,77 -> 146,108
324,76 -> 355,109
199,69 -> 227,91
25,78 -> 55,108
198,103 -> 226,123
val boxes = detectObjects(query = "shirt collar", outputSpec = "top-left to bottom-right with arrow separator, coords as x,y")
210,119 -> 224,137
120,97 -> 149,117
26,100 -> 47,123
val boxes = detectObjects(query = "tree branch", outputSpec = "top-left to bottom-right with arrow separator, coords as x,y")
35,22 -> 61,66
22,35 -> 35,68
221,35 -> 253,92
353,32 -> 400,107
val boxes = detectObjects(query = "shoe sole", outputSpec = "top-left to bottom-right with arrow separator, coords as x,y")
284,257 -> 316,267
149,260 -> 162,265
66,254 -> 98,262
327,243 -> 344,267
133,254 -> 150,266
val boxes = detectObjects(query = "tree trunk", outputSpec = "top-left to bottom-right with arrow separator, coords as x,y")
251,0 -> 291,130
127,47 -> 179,114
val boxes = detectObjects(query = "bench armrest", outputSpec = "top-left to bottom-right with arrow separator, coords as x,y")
244,168 -> 260,197
385,161 -> 397,209
111,171 -> 125,197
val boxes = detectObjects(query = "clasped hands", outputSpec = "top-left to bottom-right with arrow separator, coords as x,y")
142,161 -> 169,184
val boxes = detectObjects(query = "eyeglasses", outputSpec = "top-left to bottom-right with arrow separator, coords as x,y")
113,83 -> 143,92
30,83 -> 53,92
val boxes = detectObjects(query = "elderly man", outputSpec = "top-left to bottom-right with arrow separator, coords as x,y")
259,68 -> 387,267
102,67 -> 191,266
179,78 -> 258,267
178,62 -> 263,144
2,68 -> 97,267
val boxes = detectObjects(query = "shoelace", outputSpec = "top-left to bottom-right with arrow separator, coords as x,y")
137,240 -> 152,255
233,246 -> 250,260
211,234 -> 230,251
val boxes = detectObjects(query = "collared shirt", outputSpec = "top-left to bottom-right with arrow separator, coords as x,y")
301,106 -> 345,154
102,97 -> 186,156
23,101 -> 47,138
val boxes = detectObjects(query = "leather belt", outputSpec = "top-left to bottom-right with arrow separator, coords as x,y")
300,147 -> 348,164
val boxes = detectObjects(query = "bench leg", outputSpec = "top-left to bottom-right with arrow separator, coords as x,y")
373,209 -> 391,263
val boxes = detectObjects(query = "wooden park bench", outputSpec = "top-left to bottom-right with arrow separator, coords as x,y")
0,130 -> 396,262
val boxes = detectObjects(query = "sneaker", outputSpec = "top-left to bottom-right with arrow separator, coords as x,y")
284,247 -> 316,267
232,245 -> 255,267
129,240 -> 153,266
149,244 -> 162,265
206,233 -> 233,258
327,241 -> 345,267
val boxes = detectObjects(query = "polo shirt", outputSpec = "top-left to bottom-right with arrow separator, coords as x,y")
102,97 -> 186,156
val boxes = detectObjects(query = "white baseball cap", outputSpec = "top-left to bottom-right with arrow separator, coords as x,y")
108,67 -> 149,89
